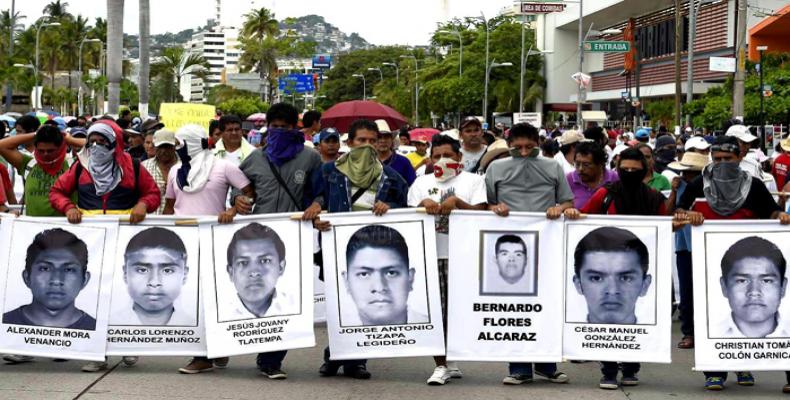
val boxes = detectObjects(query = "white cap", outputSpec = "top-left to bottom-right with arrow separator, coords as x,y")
685,136 -> 710,151
726,124 -> 757,143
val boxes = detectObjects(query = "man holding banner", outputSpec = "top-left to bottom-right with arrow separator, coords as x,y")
486,123 -> 576,385
407,133 -> 487,385
675,135 -> 790,391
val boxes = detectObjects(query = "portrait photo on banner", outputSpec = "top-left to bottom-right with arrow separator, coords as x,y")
211,221 -> 302,323
332,221 -> 430,328
479,231 -> 538,296
703,231 -> 790,339
564,224 -> 658,326
1,221 -> 108,331
109,225 -> 200,327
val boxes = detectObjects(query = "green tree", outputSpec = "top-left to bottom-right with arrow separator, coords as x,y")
217,97 -> 269,119
151,46 -> 210,102
644,100 -> 675,128
239,7 -> 279,102
205,84 -> 258,105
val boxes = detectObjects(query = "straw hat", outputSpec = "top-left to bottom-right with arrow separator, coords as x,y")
479,139 -> 511,171
668,152 -> 709,171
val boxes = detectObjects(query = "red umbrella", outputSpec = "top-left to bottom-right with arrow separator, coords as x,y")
409,128 -> 440,143
320,100 -> 408,133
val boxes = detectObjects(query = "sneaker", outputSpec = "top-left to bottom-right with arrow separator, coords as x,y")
502,374 -> 533,385
783,383 -> 790,393
599,376 -> 619,390
427,366 -> 451,385
677,336 -> 694,349
319,362 -> 340,377
536,370 -> 569,383
260,367 -> 288,379
736,372 -> 755,386
3,354 -> 34,364
178,358 -> 214,374
621,375 -> 639,386
121,356 -> 138,367
213,357 -> 230,369
344,364 -> 371,380
446,362 -> 463,379
81,361 -> 108,372
705,377 -> 725,391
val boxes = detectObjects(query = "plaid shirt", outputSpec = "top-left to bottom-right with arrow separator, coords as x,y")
141,158 -> 167,214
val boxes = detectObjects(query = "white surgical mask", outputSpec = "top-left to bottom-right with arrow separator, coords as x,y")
433,157 -> 463,182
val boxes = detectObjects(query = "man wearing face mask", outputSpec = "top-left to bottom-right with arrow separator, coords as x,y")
486,123 -> 576,386
653,135 -> 679,181
221,102 -> 323,379
407,134 -> 487,385
49,119 -> 161,225
674,134 -> 790,391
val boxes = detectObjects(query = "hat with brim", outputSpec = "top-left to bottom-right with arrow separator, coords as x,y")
460,117 -> 482,130
726,124 -> 757,143
685,136 -> 711,151
140,118 -> 164,133
479,139 -> 510,171
124,128 -> 142,137
374,119 -> 392,135
153,129 -> 176,147
668,151 -> 709,171
558,130 -> 583,146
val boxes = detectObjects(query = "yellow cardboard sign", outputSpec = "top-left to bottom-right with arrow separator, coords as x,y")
159,103 -> 216,132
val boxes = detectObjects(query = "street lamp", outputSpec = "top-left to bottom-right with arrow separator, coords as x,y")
367,67 -> 383,82
438,29 -> 463,77
400,55 -> 420,124
485,60 -> 513,122
35,21 -> 61,112
352,74 -> 366,100
382,62 -> 399,85
520,45 -> 554,115
576,8 -> 621,126
685,0 -> 717,126
78,38 -> 102,116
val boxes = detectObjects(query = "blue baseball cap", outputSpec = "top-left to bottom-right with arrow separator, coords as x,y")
318,128 -> 340,143
635,128 -> 650,139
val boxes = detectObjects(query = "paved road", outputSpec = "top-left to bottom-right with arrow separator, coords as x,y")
1,323 -> 788,400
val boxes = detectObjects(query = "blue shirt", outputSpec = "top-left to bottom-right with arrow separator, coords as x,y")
382,153 -> 416,186
674,180 -> 692,252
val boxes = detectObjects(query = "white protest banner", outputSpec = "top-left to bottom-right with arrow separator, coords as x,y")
200,214 -> 314,358
107,217 -> 206,356
563,216 -> 672,363
693,221 -> 790,371
321,209 -> 445,360
0,216 -> 118,361
446,211 -> 563,362
313,229 -> 327,323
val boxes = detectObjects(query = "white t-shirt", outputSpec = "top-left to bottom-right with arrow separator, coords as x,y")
460,146 -> 487,172
407,171 -> 487,258
554,152 -> 575,175
224,148 -> 242,166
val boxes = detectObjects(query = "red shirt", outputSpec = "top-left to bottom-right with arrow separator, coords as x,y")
773,153 -> 790,189
581,186 -> 667,216
0,163 -> 10,204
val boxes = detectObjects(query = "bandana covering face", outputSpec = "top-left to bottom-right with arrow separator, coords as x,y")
266,128 -> 304,167
175,124 -> 215,193
84,123 -> 122,196
35,139 -> 68,176
702,161 -> 751,216
433,157 -> 463,182
335,145 -> 382,189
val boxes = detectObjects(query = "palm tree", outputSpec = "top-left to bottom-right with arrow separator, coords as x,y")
43,1 -> 72,20
62,15 -> 90,91
106,0 -> 124,113
151,46 -> 210,102
240,7 -> 279,102
138,0 -> 150,116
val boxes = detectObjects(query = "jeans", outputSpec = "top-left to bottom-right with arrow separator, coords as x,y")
676,251 -> 694,336
256,350 -> 287,370
323,346 -> 367,369
601,362 -> 640,378
508,362 -> 556,377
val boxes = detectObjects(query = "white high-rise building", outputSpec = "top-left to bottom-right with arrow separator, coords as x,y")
180,26 -> 241,103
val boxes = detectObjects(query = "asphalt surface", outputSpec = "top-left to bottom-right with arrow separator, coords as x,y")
1,323 -> 788,400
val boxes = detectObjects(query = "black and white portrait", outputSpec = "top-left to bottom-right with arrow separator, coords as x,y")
480,232 -> 538,296
565,225 -> 657,325
110,226 -> 199,327
710,236 -> 789,338
2,228 -> 99,331
336,223 -> 430,327
215,222 -> 300,323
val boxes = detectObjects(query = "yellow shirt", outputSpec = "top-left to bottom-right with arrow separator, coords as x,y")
406,152 -> 428,169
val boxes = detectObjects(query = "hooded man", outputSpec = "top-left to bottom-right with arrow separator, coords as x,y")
49,120 -> 161,225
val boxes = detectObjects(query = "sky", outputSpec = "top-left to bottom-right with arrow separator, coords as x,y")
12,0 -> 516,46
